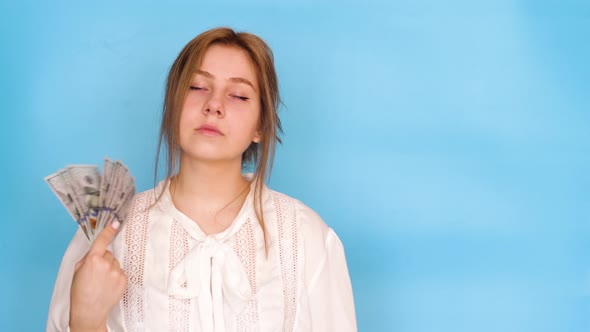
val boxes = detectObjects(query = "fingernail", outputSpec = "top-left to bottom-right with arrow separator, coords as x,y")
112,221 -> 121,230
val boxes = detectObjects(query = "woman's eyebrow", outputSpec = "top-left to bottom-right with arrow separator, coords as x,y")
229,77 -> 256,92
195,70 -> 214,79
196,70 -> 256,92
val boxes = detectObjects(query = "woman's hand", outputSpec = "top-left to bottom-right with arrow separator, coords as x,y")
69,221 -> 127,332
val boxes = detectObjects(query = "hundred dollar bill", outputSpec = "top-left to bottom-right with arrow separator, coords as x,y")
67,165 -> 101,237
45,157 -> 136,243
44,169 -> 91,240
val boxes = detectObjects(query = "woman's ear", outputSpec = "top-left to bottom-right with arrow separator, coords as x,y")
252,131 -> 262,143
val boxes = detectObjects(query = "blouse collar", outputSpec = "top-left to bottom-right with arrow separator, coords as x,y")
156,173 -> 258,243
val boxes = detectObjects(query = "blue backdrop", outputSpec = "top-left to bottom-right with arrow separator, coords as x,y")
1,1 -> 588,331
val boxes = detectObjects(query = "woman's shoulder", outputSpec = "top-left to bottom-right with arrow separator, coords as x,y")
113,186 -> 163,252
125,183 -> 167,216
118,185 -> 166,233
264,188 -> 344,279
264,188 -> 332,243
134,186 -> 161,204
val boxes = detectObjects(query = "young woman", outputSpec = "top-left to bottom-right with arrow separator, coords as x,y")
47,27 -> 356,332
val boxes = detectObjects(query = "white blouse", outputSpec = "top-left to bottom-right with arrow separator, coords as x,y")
47,177 -> 357,332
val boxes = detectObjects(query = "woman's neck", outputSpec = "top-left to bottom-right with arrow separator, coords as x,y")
170,156 -> 251,213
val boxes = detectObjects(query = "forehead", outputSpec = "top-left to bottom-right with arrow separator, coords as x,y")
195,44 -> 258,85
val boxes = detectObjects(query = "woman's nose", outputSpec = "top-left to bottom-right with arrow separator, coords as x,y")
203,92 -> 225,117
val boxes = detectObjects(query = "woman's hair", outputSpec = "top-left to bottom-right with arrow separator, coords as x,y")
153,27 -> 283,247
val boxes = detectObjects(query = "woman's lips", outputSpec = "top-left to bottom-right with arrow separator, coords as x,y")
196,125 -> 223,136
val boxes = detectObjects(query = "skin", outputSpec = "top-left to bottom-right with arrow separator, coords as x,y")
69,222 -> 126,332
69,44 -> 263,331
171,43 -> 262,235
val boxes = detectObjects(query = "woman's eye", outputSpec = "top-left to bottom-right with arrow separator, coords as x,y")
231,95 -> 249,101
190,86 -> 205,91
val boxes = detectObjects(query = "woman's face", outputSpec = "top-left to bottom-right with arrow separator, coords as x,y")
178,44 -> 261,164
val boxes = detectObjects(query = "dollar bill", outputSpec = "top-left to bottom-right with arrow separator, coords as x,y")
67,165 -> 101,237
45,157 -> 136,243
45,169 -> 91,240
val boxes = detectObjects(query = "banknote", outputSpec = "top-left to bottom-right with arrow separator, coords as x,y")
45,157 -> 136,242
67,165 -> 101,231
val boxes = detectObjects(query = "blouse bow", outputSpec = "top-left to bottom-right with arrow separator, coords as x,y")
168,236 -> 252,331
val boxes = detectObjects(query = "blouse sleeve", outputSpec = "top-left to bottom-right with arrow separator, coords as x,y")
306,228 -> 357,331
46,228 -> 90,332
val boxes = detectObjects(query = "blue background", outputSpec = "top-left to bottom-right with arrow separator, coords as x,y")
1,0 -> 589,331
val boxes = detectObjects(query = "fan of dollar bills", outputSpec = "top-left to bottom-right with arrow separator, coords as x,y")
44,157 -> 136,242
